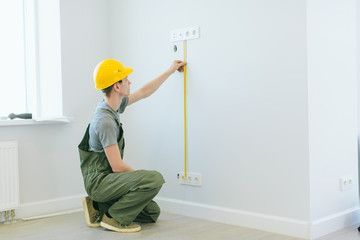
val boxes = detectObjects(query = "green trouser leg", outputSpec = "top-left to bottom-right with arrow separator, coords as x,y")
134,200 -> 161,223
97,199 -> 161,224
92,170 -> 165,226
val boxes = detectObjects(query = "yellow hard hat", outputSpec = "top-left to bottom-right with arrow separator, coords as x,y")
93,59 -> 133,90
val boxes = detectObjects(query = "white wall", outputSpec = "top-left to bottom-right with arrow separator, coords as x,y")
110,0 -> 359,239
307,0 -> 359,238
358,0 -> 360,201
0,0 -> 111,218
307,0 -> 358,221
111,0 -> 311,236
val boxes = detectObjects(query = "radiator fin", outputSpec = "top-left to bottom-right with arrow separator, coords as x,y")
0,141 -> 20,212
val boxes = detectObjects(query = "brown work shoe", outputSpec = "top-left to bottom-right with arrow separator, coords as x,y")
100,214 -> 141,233
82,196 -> 100,228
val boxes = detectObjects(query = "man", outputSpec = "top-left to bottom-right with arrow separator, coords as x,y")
78,59 -> 186,233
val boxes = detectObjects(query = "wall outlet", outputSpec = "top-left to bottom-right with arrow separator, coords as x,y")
340,176 -> 353,191
170,26 -> 200,42
177,171 -> 202,187
172,41 -> 185,61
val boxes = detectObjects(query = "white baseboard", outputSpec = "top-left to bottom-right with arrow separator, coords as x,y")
155,196 -> 309,239
3,194 -> 86,221
1,194 -> 358,240
22,208 -> 83,221
155,196 -> 360,240
310,207 -> 360,239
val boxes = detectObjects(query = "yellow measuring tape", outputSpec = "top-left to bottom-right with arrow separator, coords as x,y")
183,40 -> 187,179
163,40 -> 187,186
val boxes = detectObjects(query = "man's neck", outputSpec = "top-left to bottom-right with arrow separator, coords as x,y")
105,95 -> 123,112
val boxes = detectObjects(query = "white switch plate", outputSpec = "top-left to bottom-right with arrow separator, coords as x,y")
170,26 -> 200,42
177,171 -> 202,187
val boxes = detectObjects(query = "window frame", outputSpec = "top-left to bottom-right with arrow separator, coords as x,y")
0,0 -> 71,126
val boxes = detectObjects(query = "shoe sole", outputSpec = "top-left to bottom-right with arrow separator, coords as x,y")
82,197 -> 100,228
100,221 -> 141,233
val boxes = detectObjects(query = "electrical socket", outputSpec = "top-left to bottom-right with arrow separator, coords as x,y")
340,175 -> 354,191
170,26 -> 200,42
177,171 -> 202,187
172,41 -> 185,61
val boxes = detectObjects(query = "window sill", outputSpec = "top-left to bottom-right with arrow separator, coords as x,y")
0,116 -> 73,127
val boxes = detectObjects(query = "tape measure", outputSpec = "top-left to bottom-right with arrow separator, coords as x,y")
163,40 -> 188,186
183,40 -> 187,179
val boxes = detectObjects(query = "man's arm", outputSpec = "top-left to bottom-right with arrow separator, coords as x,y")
104,144 -> 134,172
128,60 -> 186,106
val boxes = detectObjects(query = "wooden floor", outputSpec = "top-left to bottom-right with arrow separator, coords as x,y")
0,211 -> 359,240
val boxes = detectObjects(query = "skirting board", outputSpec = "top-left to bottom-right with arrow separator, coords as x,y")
310,207 -> 360,239
155,196 -> 360,239
1,194 -> 358,239
0,194 -> 85,221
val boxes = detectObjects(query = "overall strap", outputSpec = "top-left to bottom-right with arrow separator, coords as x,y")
98,108 -> 121,126
98,108 -> 124,143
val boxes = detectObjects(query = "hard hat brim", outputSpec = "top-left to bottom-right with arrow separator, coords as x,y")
123,67 -> 133,78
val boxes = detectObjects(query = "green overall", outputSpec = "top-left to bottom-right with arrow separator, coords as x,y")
78,108 -> 165,225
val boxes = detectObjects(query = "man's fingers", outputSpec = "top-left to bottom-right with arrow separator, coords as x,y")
180,61 -> 187,66
174,60 -> 187,66
172,60 -> 186,73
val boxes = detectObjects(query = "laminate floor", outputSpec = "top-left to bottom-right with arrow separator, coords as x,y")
0,211 -> 359,240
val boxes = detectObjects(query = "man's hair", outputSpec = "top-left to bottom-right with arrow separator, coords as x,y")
102,80 -> 123,96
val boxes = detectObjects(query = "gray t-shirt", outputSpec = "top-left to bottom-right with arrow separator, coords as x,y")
89,97 -> 129,152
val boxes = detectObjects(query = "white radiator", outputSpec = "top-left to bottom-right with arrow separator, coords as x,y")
0,141 -> 20,222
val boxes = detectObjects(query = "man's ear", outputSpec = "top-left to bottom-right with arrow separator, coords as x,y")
114,82 -> 120,91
